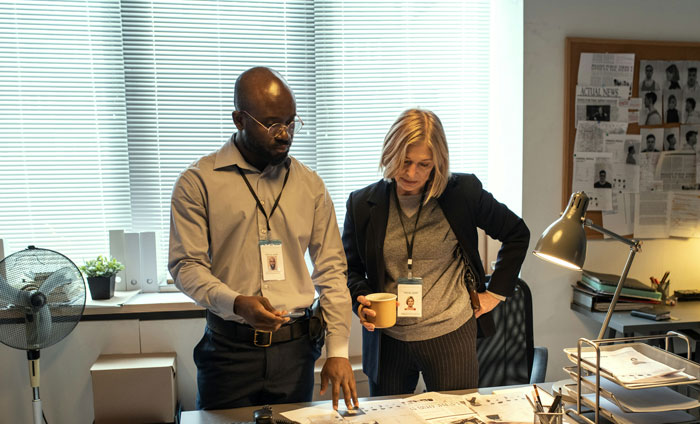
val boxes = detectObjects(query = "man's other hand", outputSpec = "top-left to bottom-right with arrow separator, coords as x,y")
234,295 -> 289,331
320,357 -> 359,411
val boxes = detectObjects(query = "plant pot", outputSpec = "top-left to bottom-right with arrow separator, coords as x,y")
87,276 -> 115,300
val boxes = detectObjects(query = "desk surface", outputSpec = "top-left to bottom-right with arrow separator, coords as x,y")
571,300 -> 700,335
180,385 -> 559,424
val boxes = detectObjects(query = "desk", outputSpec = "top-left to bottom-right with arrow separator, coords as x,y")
180,385 -> 556,424
571,301 -> 700,361
570,301 -> 700,336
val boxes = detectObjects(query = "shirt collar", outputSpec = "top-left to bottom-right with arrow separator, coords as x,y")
214,133 -> 289,173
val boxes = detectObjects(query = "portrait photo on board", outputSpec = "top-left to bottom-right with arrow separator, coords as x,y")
639,60 -> 662,95
663,127 -> 680,151
640,128 -> 664,153
663,89 -> 682,124
640,90 -> 663,126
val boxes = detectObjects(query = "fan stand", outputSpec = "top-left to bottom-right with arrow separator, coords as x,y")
28,349 -> 42,424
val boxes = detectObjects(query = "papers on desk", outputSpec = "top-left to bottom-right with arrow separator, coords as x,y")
404,392 -> 484,424
581,374 -> 700,413
579,346 -> 695,386
580,394 -> 695,424
464,387 -> 558,424
281,398 -> 428,424
280,388 -> 566,424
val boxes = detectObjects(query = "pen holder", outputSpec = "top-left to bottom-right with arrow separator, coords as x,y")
533,404 -> 564,424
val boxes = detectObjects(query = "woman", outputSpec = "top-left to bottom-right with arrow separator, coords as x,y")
342,109 -> 530,396
666,64 -> 681,90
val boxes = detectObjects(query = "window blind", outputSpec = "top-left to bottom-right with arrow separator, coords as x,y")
0,1 -> 131,262
0,0 -> 520,281
314,0 -> 492,225
120,0 -> 316,280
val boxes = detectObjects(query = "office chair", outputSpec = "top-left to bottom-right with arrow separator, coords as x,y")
476,278 -> 548,386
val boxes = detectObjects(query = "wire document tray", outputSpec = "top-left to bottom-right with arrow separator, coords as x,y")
562,331 -> 700,424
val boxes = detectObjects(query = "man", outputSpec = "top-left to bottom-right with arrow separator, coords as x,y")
684,130 -> 698,151
666,94 -> 680,123
643,91 -> 662,125
640,64 -> 658,92
593,170 -> 612,188
665,133 -> 677,151
169,67 -> 357,411
687,67 -> 699,92
642,134 -> 659,152
685,98 -> 700,124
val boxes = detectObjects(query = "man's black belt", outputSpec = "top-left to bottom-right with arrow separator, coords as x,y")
206,310 -> 309,347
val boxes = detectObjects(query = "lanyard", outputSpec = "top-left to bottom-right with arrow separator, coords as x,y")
393,181 -> 427,279
236,163 -> 290,239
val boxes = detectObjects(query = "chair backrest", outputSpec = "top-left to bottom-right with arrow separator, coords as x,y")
476,278 -> 535,387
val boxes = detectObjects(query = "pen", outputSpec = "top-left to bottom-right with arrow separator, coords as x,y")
548,394 -> 562,413
533,385 -> 544,411
525,394 -> 537,411
659,271 -> 670,286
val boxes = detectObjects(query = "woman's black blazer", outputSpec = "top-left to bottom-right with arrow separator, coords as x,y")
342,173 -> 530,384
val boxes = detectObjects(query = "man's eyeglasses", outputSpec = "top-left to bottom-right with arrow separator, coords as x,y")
240,110 -> 304,138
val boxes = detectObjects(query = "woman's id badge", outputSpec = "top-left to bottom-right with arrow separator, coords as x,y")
260,240 -> 285,281
397,277 -> 422,317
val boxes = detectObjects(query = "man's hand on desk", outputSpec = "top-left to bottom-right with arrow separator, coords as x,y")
320,357 -> 359,411
233,295 -> 289,331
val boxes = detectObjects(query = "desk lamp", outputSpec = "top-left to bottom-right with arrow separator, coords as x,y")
532,191 -> 642,340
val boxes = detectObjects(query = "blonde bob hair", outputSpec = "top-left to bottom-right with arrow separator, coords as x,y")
380,109 -> 450,201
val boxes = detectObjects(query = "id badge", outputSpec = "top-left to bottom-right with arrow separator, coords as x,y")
397,277 -> 422,317
260,240 -> 285,281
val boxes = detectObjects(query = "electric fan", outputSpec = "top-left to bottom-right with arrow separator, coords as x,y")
0,246 -> 86,424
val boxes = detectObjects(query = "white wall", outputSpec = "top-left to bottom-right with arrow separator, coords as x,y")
523,0 -> 700,381
0,319 -> 203,424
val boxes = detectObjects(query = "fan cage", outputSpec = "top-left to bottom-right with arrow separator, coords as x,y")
0,247 -> 86,350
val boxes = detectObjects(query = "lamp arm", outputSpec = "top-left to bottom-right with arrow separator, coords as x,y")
597,244 -> 638,340
584,219 -> 640,250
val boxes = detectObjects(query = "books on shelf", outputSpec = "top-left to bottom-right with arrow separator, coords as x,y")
582,269 -> 656,291
572,283 -> 660,311
578,273 -> 662,301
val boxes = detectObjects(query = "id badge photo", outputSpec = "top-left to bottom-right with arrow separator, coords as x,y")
260,240 -> 285,281
397,277 -> 422,317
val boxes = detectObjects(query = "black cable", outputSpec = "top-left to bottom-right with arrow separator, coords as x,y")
43,410 -> 48,424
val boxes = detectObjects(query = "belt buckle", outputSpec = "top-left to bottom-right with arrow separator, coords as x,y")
253,329 -> 272,347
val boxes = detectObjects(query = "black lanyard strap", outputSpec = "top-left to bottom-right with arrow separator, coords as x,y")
393,181 -> 428,278
236,163 -> 291,235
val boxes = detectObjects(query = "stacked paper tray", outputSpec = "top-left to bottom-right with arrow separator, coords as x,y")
563,366 -> 700,413
561,381 -> 700,424
563,342 -> 700,389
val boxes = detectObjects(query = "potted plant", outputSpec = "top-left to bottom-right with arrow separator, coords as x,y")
80,255 -> 124,300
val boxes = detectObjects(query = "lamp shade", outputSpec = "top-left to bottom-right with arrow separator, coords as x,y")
533,191 -> 589,270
